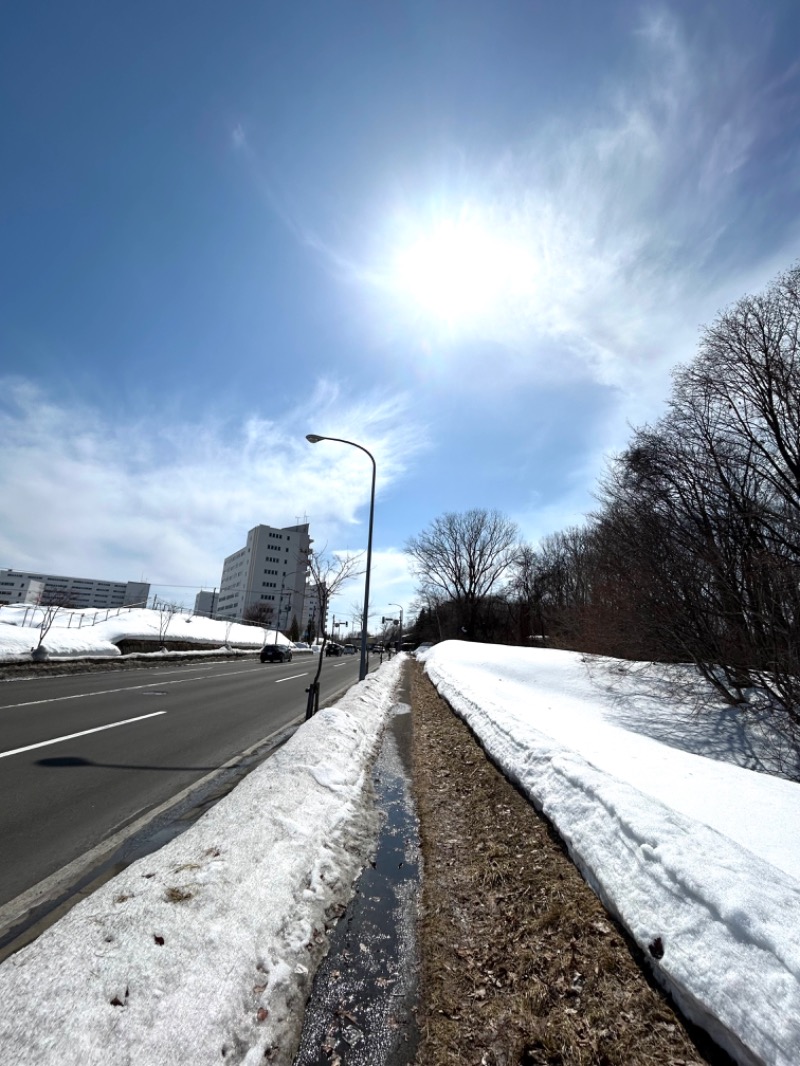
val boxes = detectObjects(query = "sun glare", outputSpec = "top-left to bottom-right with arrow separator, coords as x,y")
391,212 -> 532,331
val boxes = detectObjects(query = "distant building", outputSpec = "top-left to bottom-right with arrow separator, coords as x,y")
0,569 -> 149,609
194,590 -> 218,617
216,523 -> 312,628
0,573 -> 44,605
302,580 -> 327,641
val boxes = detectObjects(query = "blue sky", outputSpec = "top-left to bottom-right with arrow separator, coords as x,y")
3,0 -> 800,623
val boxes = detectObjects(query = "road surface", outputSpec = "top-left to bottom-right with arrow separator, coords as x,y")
0,653 -> 368,931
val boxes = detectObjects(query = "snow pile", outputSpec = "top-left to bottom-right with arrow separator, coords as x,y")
0,658 -> 403,1066
422,641 -> 800,1066
0,605 -> 285,662
3,624 -> 798,1065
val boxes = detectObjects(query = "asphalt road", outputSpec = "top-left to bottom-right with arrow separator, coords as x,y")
0,652 -> 369,921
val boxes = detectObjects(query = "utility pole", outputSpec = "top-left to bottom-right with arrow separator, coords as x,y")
389,603 -> 404,653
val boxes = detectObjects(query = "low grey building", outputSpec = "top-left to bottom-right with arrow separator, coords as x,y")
194,589 -> 218,617
0,569 -> 150,610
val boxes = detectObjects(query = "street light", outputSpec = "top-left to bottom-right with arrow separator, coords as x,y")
306,433 -> 376,681
389,602 -> 403,653
273,587 -> 292,646
271,566 -> 305,647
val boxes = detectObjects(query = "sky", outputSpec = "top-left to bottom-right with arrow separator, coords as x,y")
0,635 -> 798,1065
3,0 -> 800,622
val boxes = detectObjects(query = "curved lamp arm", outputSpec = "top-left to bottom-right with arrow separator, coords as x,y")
306,434 -> 376,682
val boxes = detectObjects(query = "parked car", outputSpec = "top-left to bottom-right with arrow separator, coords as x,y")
260,644 -> 293,663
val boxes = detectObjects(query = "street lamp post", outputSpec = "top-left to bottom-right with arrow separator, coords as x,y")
274,589 -> 291,644
306,433 -> 376,681
389,602 -> 403,654
271,563 -> 307,647
273,584 -> 290,646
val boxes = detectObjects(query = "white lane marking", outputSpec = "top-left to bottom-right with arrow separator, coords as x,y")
274,672 -> 309,684
1,675 -> 211,711
199,667 -> 262,677
0,711 -> 167,760
0,711 -> 304,936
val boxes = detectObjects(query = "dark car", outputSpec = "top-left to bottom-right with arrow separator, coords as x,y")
325,642 -> 344,656
260,644 -> 292,663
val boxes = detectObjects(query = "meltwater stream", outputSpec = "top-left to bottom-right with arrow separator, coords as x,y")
293,701 -> 420,1066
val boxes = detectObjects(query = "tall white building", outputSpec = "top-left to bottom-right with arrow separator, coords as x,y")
0,569 -> 149,609
216,523 -> 312,628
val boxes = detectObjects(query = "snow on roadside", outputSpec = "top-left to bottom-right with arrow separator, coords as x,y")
422,641 -> 800,1066
0,658 -> 403,1066
0,606 -> 286,662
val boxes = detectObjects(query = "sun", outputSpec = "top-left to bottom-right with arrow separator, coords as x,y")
389,209 -> 533,332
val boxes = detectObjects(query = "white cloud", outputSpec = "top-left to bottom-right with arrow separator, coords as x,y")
324,548 -> 418,633
231,123 -> 248,152
0,378 -> 425,599
340,5 -> 800,418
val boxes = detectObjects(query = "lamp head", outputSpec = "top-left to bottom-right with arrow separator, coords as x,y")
306,434 -> 324,444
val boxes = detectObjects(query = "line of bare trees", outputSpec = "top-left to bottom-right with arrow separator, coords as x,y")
406,266 -> 800,769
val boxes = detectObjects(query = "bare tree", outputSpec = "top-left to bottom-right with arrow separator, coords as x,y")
505,544 -> 546,645
305,548 -> 365,718
32,591 -> 73,659
155,602 -> 180,647
243,602 -> 275,627
585,265 -> 800,772
405,509 -> 520,640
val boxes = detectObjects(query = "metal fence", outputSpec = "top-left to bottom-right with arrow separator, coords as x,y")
11,600 -> 151,630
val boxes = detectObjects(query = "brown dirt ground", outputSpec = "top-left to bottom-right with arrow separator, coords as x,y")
408,660 -> 732,1066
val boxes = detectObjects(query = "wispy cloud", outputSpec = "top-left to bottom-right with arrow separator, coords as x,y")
340,6 -> 800,411
0,378 -> 425,594
230,122 -> 248,153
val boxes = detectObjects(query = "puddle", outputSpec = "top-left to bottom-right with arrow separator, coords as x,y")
293,702 -> 420,1066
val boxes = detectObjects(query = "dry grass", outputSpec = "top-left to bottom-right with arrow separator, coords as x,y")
409,661 -> 729,1066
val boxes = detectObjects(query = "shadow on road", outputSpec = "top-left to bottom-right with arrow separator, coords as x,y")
36,755 -> 219,772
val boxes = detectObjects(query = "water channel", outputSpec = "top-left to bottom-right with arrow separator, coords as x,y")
293,697 -> 421,1066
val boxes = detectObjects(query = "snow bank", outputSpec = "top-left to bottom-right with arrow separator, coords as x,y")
0,606 -> 286,662
0,659 -> 403,1066
423,641 -> 800,1066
